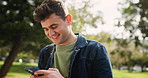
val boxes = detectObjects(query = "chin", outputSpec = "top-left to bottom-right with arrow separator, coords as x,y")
53,41 -> 60,45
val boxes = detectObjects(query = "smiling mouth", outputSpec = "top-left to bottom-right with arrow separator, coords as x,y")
51,34 -> 60,39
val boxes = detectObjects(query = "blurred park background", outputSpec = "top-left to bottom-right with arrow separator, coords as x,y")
0,0 -> 148,78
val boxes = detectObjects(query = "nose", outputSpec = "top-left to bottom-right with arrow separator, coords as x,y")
49,29 -> 55,36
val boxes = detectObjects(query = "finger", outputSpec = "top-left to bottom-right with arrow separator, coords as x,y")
36,75 -> 46,78
34,70 -> 50,75
48,68 -> 59,71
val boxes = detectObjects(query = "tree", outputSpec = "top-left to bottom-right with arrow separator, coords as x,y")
115,0 -> 148,72
0,0 -> 50,77
67,0 -> 103,33
117,0 -> 148,45
134,56 -> 148,72
110,38 -> 139,71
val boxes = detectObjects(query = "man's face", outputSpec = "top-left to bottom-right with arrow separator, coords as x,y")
41,13 -> 71,45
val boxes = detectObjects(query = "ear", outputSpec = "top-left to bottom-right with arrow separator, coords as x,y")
66,14 -> 72,26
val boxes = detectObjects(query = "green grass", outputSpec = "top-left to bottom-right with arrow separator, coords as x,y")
113,69 -> 148,78
0,61 -> 148,78
0,61 -> 37,78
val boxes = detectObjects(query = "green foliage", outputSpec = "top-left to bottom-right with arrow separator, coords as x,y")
113,0 -> 148,71
85,32 -> 112,41
0,0 -> 51,58
134,56 -> 148,67
118,0 -> 148,45
110,38 -> 139,70
68,0 -> 103,33
0,0 -> 51,77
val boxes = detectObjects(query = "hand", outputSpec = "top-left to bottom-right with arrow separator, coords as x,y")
33,68 -> 64,78
30,75 -> 38,78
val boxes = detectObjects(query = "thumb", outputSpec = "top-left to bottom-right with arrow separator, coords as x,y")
34,70 -> 48,75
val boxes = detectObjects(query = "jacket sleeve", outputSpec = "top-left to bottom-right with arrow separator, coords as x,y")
38,44 -> 55,69
92,44 -> 113,78
38,46 -> 46,69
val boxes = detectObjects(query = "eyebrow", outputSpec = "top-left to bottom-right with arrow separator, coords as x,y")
49,24 -> 57,27
42,24 -> 57,28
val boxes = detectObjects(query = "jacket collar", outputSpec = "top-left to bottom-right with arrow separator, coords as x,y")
75,33 -> 87,49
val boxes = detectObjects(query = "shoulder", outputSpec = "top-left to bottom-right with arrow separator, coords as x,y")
85,39 -> 109,60
86,39 -> 104,48
41,44 -> 55,50
76,33 -> 106,50
40,44 -> 55,54
86,39 -> 108,55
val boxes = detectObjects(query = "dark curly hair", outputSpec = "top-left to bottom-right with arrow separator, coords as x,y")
33,0 -> 68,22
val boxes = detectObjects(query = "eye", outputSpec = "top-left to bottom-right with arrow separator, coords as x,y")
43,28 -> 48,31
51,25 -> 57,29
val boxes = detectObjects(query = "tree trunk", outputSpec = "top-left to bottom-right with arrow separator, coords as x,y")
0,37 -> 22,78
118,65 -> 121,70
141,65 -> 144,72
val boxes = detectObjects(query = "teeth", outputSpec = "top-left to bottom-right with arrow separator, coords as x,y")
52,34 -> 59,39
52,36 -> 57,39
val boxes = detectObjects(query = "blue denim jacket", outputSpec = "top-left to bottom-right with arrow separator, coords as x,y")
38,33 -> 113,78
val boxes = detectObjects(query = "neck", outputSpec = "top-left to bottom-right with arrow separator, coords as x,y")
59,31 -> 77,46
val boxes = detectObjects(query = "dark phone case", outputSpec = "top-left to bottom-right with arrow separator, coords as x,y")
24,66 -> 44,76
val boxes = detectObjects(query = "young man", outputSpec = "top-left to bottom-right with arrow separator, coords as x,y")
31,0 -> 113,78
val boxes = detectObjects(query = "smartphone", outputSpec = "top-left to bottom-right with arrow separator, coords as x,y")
24,66 -> 44,76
